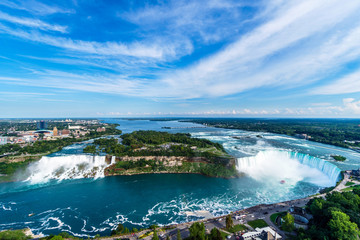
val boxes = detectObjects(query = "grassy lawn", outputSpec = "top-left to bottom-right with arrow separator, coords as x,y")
342,185 -> 360,192
0,230 -> 31,240
198,147 -> 232,158
227,224 -> 248,233
345,181 -> 355,186
219,230 -> 231,238
247,219 -> 268,229
270,212 -> 286,225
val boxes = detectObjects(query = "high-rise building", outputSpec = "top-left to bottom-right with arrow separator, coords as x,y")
53,127 -> 58,136
37,120 -> 47,130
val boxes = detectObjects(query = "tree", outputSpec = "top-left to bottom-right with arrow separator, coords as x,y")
150,224 -> 159,230
177,229 -> 182,240
209,228 -> 223,240
83,145 -> 97,155
152,230 -> 159,240
328,211 -> 359,240
166,235 -> 170,240
225,215 -> 233,230
189,222 -> 206,240
282,213 -> 295,232
116,224 -> 124,233
39,133 -> 44,140
49,236 -> 63,240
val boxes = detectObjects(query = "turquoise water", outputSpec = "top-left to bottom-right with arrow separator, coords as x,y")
1,119 -> 360,237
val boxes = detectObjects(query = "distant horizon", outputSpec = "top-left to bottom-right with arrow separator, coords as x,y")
1,116 -> 360,120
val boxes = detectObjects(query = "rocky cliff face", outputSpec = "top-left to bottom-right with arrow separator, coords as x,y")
103,155 -> 237,178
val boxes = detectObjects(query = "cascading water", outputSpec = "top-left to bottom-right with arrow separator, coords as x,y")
236,150 -> 341,187
289,152 -> 341,184
24,155 -> 110,184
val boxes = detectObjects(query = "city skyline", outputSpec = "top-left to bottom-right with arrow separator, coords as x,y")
1,0 -> 360,118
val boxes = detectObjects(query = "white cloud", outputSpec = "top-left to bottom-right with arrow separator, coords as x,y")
2,0 -> 360,103
121,0 -> 259,44
0,23 -> 192,59
343,98 -> 360,114
0,0 -> 74,15
0,11 -> 67,33
312,69 -> 360,95
0,71 -> 142,96
146,0 -> 360,98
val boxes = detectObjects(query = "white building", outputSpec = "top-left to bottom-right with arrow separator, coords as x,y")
0,136 -> 7,145
242,227 -> 282,240
68,125 -> 82,130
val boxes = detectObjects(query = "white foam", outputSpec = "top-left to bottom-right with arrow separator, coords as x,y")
1,203 -> 12,211
24,155 -> 110,184
236,150 -> 340,187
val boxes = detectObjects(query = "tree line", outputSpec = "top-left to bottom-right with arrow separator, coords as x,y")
293,190 -> 360,240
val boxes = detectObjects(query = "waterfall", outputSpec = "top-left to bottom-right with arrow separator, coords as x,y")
236,150 -> 341,187
288,152 -> 341,184
24,155 -> 110,184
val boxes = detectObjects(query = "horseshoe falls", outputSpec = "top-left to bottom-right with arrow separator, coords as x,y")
236,150 -> 341,187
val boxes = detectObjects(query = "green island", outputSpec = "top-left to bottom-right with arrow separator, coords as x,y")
84,130 -> 238,178
331,154 -> 347,161
186,118 -> 360,150
0,123 -> 122,182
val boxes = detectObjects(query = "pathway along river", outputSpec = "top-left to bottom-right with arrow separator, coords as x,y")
1,119 -> 360,237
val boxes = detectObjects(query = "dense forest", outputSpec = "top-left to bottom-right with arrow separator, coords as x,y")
85,131 -> 237,178
187,118 -> 360,149
121,130 -> 224,150
293,190 -> 360,240
84,130 -> 227,160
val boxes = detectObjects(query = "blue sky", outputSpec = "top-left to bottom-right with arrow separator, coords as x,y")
1,0 -> 360,118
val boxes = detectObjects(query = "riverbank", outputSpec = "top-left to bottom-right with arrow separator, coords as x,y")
97,171 -> 350,240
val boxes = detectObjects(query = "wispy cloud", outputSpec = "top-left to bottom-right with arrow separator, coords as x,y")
0,71 -> 143,96
2,0 -> 360,99
147,0 -> 360,98
1,0 -> 360,118
121,0 -> 259,44
343,98 -> 360,114
0,22 -> 192,59
0,0 -> 74,15
0,11 -> 67,33
312,69 -> 360,95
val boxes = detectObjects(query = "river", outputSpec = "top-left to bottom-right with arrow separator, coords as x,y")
0,119 -> 359,237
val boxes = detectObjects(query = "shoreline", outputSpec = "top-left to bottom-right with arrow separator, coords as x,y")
1,171 -> 347,239
100,171 -> 349,240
